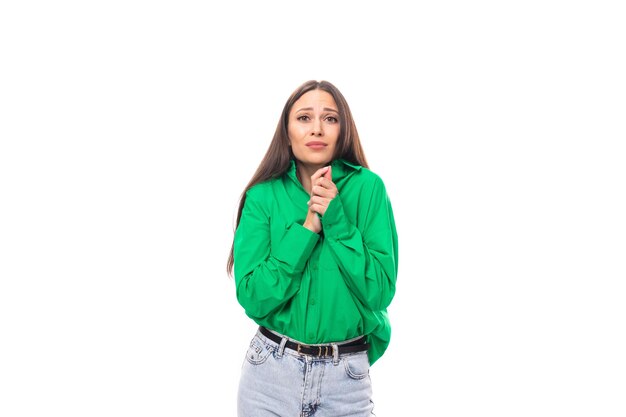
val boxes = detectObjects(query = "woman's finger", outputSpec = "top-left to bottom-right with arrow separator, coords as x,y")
311,185 -> 336,199
310,166 -> 330,184
315,177 -> 337,190
308,195 -> 329,207
312,177 -> 338,198
308,202 -> 328,216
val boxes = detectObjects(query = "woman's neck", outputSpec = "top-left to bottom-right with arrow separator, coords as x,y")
296,161 -> 326,194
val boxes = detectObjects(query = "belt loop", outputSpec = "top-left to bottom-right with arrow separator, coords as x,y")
332,343 -> 339,365
276,336 -> 287,358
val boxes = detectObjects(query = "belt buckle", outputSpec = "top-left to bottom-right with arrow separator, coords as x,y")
297,344 -> 332,357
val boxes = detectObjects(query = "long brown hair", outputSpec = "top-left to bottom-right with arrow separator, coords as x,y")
226,80 -> 368,276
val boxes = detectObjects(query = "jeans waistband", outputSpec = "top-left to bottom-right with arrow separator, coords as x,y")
258,326 -> 369,358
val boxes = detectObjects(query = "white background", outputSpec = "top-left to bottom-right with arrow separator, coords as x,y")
1,1 -> 625,416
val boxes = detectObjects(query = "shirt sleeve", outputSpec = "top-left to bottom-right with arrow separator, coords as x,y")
321,175 -> 398,311
234,186 -> 319,319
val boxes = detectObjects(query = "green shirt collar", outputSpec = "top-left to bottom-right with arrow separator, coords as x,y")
287,158 -> 362,184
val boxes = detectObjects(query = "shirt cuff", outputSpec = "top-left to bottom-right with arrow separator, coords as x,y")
273,223 -> 320,270
321,194 -> 352,239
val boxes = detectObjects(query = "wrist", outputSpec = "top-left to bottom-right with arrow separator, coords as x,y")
303,221 -> 318,233
303,211 -> 321,233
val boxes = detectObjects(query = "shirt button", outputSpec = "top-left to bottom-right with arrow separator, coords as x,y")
308,333 -> 314,339
312,263 -> 318,270
310,298 -> 316,305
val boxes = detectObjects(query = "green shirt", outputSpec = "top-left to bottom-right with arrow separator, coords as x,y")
234,158 -> 398,364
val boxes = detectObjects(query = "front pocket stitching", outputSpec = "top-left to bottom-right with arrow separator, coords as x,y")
245,338 -> 272,365
343,357 -> 368,380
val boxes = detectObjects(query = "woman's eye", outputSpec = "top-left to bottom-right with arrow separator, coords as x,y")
326,116 -> 338,123
297,115 -> 310,121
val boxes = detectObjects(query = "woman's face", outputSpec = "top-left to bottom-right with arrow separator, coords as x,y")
288,89 -> 340,167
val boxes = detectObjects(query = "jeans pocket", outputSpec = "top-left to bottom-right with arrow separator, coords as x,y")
245,335 -> 272,366
342,352 -> 370,380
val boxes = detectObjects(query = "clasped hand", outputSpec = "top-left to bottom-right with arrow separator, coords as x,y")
303,166 -> 338,233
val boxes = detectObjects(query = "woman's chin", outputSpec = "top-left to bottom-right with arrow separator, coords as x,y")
299,157 -> 331,168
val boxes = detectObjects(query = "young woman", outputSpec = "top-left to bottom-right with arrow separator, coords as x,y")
227,80 -> 398,416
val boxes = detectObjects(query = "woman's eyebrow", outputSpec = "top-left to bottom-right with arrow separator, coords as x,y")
295,107 -> 339,113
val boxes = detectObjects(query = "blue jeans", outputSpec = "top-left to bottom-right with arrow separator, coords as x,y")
238,329 -> 375,417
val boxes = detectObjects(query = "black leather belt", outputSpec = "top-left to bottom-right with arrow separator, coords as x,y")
259,327 -> 369,357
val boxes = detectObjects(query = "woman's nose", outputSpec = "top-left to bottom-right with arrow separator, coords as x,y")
311,119 -> 323,136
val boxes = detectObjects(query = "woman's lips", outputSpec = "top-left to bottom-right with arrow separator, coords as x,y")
306,141 -> 327,150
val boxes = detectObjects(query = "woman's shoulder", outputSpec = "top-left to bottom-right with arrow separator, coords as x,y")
244,175 -> 285,204
349,164 -> 386,189
245,180 -> 273,198
341,164 -> 392,203
333,159 -> 382,185
358,166 -> 383,180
